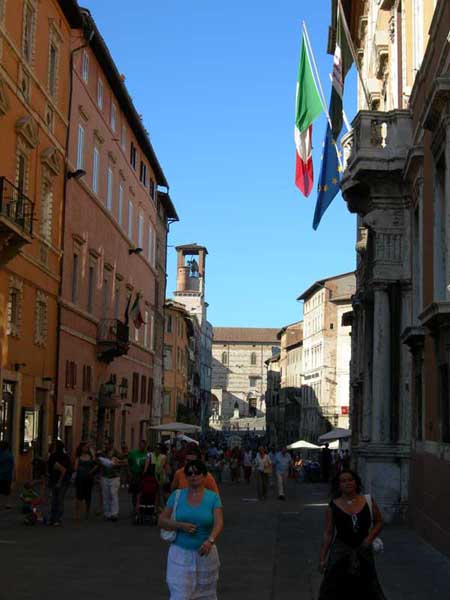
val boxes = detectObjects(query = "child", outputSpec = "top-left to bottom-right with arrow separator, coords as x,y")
19,481 -> 43,525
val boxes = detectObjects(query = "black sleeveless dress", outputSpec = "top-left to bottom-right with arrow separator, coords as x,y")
318,499 -> 387,600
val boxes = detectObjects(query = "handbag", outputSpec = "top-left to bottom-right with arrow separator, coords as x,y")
160,489 -> 181,543
364,494 -> 384,554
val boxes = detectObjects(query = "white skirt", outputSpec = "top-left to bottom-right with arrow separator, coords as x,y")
166,543 -> 220,600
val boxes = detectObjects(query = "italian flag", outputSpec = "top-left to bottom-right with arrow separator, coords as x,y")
295,34 -> 323,197
131,292 -> 145,329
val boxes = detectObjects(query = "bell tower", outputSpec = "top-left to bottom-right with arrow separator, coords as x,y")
174,244 -> 208,323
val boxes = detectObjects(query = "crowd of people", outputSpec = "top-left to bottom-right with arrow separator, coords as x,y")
0,437 -> 386,599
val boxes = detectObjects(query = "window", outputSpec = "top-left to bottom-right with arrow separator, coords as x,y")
34,291 -> 48,346
82,51 -> 89,82
140,376 -> 147,404
97,78 -> 103,109
66,360 -> 77,388
127,200 -> 134,240
106,166 -> 113,210
114,280 -> 120,319
163,391 -> 171,416
164,346 -> 172,370
87,262 -> 95,313
250,352 -> 257,366
131,372 -> 139,403
149,179 -> 156,202
221,351 -> 227,366
110,102 -> 117,132
166,314 -> 172,333
40,178 -> 53,242
92,147 -> 100,193
121,124 -> 126,150
102,274 -> 110,317
134,323 -> 139,343
77,124 -> 84,170
7,278 -> 23,337
72,253 -> 79,303
138,212 -> 144,248
139,161 -> 147,185
22,2 -> 35,63
48,42 -> 58,97
118,183 -> 124,226
82,365 -> 92,392
148,223 -> 155,266
147,378 -> 154,405
130,142 -> 137,170
249,377 -> 258,388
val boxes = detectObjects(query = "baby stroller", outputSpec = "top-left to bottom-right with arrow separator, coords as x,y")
134,470 -> 158,525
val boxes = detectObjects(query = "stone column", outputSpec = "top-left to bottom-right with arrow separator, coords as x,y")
371,286 -> 391,441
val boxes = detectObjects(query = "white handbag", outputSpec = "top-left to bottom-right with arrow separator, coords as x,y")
364,494 -> 384,554
160,489 -> 181,543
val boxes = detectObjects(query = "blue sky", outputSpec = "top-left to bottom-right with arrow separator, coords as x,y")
85,0 -> 357,329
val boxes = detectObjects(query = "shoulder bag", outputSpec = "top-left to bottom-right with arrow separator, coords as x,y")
364,493 -> 384,554
160,489 -> 181,543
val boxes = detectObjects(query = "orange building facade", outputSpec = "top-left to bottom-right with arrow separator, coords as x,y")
163,300 -> 192,425
0,0 -> 81,480
56,9 -> 178,455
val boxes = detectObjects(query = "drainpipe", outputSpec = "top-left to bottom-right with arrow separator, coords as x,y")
53,25 -> 94,440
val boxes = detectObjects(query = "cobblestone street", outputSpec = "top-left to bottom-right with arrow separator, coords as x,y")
2,478 -> 450,600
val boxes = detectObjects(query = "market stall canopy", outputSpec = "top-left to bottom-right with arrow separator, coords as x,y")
149,422 -> 201,433
287,440 -> 321,450
318,428 -> 351,443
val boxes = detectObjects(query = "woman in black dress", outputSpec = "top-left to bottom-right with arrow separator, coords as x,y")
318,469 -> 387,600
74,442 -> 97,520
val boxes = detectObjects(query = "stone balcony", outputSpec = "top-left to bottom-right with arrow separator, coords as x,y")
97,318 -> 129,363
340,110 -> 412,214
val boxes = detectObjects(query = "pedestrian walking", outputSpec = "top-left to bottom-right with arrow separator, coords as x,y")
242,447 -> 253,484
0,441 -> 14,510
128,439 -> 148,512
318,469 -> 387,599
320,443 -> 332,482
74,441 -> 97,521
255,447 -> 272,500
171,445 -> 219,494
158,459 -> 223,599
99,440 -> 125,522
275,447 -> 292,500
47,440 -> 72,526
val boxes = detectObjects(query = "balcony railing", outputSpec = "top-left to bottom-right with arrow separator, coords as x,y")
97,319 -> 129,363
0,177 -> 34,237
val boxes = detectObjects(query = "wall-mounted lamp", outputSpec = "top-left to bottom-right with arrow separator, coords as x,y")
67,169 -> 86,180
14,362 -> 26,371
128,247 -> 143,255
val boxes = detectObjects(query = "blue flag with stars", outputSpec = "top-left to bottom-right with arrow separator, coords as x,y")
312,121 -> 341,230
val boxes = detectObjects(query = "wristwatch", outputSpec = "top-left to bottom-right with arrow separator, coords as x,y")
208,537 -> 215,544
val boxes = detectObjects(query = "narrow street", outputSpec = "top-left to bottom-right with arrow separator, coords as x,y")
1,478 -> 450,600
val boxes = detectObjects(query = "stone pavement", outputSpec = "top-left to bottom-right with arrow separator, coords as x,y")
1,478 -> 450,600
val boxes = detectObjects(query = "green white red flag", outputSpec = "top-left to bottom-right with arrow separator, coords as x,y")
295,33 -> 323,197
131,292 -> 145,329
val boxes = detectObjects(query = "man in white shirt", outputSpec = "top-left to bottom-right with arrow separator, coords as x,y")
242,448 -> 253,484
275,447 -> 292,500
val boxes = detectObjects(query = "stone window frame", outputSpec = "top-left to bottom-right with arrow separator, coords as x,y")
15,136 -> 30,195
7,276 -> 23,337
97,77 -> 103,110
22,0 -> 38,66
81,50 -> 89,83
47,23 -> 62,100
34,289 -> 48,347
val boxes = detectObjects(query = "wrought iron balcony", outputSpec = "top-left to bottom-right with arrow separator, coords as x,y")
0,177 -> 34,261
97,319 -> 129,363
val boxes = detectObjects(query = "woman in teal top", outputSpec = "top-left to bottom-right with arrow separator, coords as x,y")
159,460 -> 224,599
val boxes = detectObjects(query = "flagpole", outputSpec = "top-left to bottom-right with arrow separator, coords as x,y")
336,0 -> 371,108
302,22 -> 343,171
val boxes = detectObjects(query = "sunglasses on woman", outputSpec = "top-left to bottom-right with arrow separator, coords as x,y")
186,468 -> 202,476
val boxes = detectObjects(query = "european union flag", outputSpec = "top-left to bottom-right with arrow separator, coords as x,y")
312,122 -> 341,230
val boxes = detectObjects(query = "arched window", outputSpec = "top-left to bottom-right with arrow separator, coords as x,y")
221,351 -> 227,365
250,352 -> 257,366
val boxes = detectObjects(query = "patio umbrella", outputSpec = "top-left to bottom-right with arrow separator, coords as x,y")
318,428 -> 351,443
149,421 -> 201,433
287,439 -> 321,450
